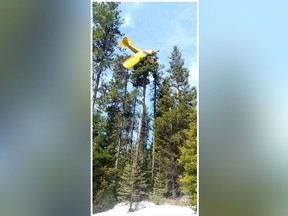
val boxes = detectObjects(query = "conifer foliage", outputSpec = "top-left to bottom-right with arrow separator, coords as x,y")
153,46 -> 197,200
179,106 -> 197,207
92,2 -> 123,108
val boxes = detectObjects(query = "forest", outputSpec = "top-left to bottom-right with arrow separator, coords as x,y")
92,2 -> 197,214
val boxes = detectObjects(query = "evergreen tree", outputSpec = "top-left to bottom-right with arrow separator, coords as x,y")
127,89 -> 140,157
117,54 -> 159,210
155,77 -> 173,117
179,106 -> 197,208
167,46 -> 190,103
93,54 -> 134,212
150,64 -> 164,186
92,2 -> 123,109
111,54 -> 130,169
139,107 -> 151,164
118,158 -> 148,212
153,46 -> 194,199
93,143 -> 117,213
131,54 -> 158,166
149,171 -> 165,205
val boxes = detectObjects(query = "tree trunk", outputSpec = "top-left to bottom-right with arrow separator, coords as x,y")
115,69 -> 128,169
151,75 -> 157,185
93,70 -> 102,110
172,178 -> 176,199
129,92 -> 137,158
130,73 -> 147,201
115,134 -> 122,169
129,190 -> 133,212
151,137 -> 155,186
165,171 -> 169,194
134,72 -> 147,165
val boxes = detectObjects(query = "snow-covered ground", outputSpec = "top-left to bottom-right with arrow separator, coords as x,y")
93,201 -> 197,216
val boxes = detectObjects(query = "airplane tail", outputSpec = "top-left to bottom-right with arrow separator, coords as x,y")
119,37 -> 132,47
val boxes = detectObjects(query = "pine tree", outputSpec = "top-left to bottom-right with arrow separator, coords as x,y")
179,106 -> 197,208
92,2 -> 123,109
117,162 -> 134,203
93,135 -> 117,213
127,89 -> 140,157
153,46 -> 194,199
117,54 -> 159,210
167,46 -> 190,104
139,107 -> 151,164
153,76 -> 173,197
150,64 -> 164,186
131,54 -> 158,167
112,54 -> 130,170
93,53 -> 136,212
118,158 -> 148,212
149,171 -> 165,205
155,77 -> 173,117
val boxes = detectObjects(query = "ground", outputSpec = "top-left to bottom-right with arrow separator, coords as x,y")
93,201 -> 197,216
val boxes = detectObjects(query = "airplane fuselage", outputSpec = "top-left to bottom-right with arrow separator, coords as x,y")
120,37 -> 157,69
123,49 -> 155,69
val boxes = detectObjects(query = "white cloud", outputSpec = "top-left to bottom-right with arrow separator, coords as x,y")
161,4 -> 197,87
166,5 -> 197,49
131,2 -> 144,10
122,13 -> 134,28
121,2 -> 143,28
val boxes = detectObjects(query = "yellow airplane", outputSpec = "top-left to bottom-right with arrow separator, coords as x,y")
119,37 -> 158,69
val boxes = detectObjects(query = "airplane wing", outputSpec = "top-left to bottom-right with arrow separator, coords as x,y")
123,55 -> 140,69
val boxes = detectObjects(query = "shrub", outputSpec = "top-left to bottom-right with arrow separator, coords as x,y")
93,189 -> 117,214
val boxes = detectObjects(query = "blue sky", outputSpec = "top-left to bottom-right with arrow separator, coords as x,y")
118,2 -> 197,86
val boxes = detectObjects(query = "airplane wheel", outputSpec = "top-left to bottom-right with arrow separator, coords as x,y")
148,58 -> 154,63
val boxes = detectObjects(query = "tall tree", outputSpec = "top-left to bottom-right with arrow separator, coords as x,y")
131,54 -> 158,166
92,2 -> 123,109
155,77 -> 174,117
117,107 -> 151,211
167,46 -> 190,104
118,159 -> 148,212
93,113 -> 117,213
154,76 -> 173,198
93,53 -> 135,212
112,54 -> 130,170
153,46 -> 194,199
127,89 -> 140,157
179,105 -> 197,208
150,64 -> 164,186
117,54 -> 159,210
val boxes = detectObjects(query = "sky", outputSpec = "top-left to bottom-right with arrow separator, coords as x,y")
118,2 -> 197,86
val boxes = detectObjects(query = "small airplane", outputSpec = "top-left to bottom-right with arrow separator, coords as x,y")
119,37 -> 158,69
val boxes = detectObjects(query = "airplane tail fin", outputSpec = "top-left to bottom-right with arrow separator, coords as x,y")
119,37 -> 132,47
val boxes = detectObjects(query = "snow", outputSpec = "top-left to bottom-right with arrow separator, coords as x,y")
93,201 -> 197,216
